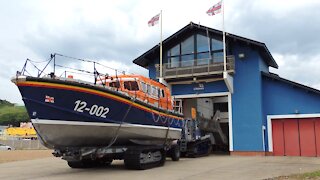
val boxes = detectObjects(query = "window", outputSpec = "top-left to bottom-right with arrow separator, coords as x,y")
181,54 -> 194,67
166,34 -> 224,68
169,56 -> 179,68
140,82 -> 147,92
161,89 -> 165,97
213,52 -> 223,63
212,38 -> 223,51
109,81 -> 120,88
124,81 -> 139,91
168,44 -> 180,68
197,34 -> 209,53
169,44 -> 180,56
151,86 -> 159,97
197,52 -> 210,65
181,36 -> 194,54
147,84 -> 152,94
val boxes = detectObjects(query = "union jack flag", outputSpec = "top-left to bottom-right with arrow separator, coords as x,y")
148,13 -> 160,27
207,1 -> 222,16
45,95 -> 54,103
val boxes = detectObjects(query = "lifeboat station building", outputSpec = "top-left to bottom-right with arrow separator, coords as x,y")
133,22 -> 320,156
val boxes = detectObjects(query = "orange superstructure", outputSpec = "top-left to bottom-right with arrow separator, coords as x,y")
97,75 -> 173,110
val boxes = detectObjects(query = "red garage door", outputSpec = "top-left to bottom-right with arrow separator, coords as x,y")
272,118 -> 320,157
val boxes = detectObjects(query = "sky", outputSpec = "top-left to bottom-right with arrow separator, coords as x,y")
1,0 -> 320,105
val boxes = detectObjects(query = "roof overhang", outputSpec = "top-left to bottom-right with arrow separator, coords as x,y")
133,22 -> 278,69
262,72 -> 320,95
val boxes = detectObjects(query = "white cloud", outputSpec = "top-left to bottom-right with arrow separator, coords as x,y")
0,0 -> 320,104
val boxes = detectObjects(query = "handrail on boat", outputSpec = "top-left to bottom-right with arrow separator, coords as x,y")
18,53 -> 174,114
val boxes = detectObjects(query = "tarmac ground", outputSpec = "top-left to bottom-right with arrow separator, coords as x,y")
0,153 -> 320,180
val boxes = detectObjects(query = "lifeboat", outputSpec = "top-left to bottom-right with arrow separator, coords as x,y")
12,73 -> 184,149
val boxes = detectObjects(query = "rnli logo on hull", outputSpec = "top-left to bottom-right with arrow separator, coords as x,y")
45,95 -> 55,103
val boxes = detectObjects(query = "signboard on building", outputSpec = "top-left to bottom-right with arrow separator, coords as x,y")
193,83 -> 205,91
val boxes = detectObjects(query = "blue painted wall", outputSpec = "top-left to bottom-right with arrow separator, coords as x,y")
171,80 -> 228,96
262,76 -> 320,151
259,54 -> 269,72
231,42 -> 269,151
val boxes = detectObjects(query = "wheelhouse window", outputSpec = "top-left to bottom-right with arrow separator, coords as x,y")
140,82 -> 147,93
147,84 -> 152,94
124,81 -> 139,91
160,89 -> 165,97
109,81 -> 120,88
151,86 -> 158,97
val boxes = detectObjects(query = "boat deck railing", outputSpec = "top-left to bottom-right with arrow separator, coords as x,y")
18,53 -> 181,115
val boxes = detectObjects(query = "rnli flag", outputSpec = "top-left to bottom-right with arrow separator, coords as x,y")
45,95 -> 54,103
148,13 -> 160,27
207,1 -> 222,16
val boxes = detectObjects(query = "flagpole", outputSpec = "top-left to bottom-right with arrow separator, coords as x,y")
222,0 -> 226,72
206,28 -> 212,62
159,10 -> 163,80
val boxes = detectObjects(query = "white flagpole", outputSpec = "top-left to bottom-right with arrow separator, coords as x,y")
222,0 -> 226,72
159,10 -> 163,79
206,28 -> 212,62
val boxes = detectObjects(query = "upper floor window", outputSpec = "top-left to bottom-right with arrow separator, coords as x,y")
197,34 -> 209,53
166,34 -> 224,68
169,44 -> 180,56
212,38 -> 223,51
181,36 -> 194,54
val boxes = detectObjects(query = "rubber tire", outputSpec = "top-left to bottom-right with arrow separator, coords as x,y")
170,145 -> 180,161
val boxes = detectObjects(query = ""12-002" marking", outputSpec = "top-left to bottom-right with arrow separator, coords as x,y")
74,100 -> 110,118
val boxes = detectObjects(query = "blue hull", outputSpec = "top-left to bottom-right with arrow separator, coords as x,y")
15,77 -> 183,148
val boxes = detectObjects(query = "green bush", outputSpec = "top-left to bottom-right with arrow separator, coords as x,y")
0,100 -> 30,126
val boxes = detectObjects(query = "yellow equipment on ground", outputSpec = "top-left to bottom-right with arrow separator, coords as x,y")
4,127 -> 37,137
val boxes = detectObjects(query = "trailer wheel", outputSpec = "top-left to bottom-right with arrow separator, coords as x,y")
169,145 -> 180,161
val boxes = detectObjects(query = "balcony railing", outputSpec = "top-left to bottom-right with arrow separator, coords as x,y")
155,55 -> 235,79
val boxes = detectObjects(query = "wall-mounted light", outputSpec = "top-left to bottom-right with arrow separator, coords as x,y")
238,53 -> 245,59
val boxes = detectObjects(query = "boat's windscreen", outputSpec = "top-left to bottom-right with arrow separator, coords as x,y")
124,81 -> 139,91
109,81 -> 120,88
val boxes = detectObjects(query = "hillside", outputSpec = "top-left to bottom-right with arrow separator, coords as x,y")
0,100 -> 29,126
